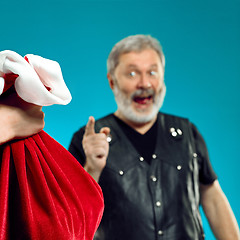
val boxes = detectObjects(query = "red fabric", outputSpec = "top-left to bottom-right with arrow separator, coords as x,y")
24,56 -> 29,62
0,131 -> 104,240
2,73 -> 18,94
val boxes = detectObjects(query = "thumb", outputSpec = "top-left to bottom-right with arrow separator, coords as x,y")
84,116 -> 95,135
100,127 -> 111,136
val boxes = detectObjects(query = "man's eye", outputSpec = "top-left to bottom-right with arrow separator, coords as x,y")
150,71 -> 157,76
129,71 -> 136,77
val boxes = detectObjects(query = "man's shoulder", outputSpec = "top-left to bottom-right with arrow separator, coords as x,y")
158,112 -> 200,137
158,111 -> 189,122
96,112 -> 191,127
95,113 -> 115,123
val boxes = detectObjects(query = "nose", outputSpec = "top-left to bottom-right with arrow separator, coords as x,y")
137,74 -> 151,89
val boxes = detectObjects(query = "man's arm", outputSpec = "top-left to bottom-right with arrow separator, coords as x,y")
200,180 -> 240,240
0,92 -> 45,145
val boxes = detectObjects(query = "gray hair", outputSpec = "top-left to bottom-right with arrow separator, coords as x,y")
107,34 -> 165,77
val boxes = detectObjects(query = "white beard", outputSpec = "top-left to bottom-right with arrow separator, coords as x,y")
113,83 -> 166,124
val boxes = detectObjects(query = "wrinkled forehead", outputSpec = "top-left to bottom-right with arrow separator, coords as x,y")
117,49 -> 163,69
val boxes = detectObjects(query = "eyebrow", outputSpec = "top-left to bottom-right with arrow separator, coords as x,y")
126,64 -> 159,69
149,64 -> 158,69
126,64 -> 138,69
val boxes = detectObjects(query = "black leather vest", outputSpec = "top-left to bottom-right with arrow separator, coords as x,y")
94,113 -> 205,240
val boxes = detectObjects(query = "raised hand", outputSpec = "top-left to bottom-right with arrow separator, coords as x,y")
82,116 -> 110,182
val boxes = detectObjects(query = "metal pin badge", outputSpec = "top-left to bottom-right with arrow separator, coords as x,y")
170,127 -> 183,139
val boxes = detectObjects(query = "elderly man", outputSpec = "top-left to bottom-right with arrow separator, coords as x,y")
69,35 -> 239,240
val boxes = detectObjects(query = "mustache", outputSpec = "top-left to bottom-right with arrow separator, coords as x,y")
131,88 -> 155,99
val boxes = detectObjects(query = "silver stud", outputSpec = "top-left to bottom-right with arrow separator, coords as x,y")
106,134 -> 112,143
150,176 -> 157,182
152,154 -> 157,159
158,230 -> 163,235
119,170 -> 124,175
177,128 -> 182,135
177,165 -> 182,170
193,153 -> 198,158
156,201 -> 161,207
170,127 -> 178,137
171,131 -> 177,137
139,156 -> 144,162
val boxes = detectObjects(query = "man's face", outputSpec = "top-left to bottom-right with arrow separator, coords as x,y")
111,48 -> 165,123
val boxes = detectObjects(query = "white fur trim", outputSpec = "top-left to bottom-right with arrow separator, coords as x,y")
0,77 -> 4,95
0,50 -> 72,106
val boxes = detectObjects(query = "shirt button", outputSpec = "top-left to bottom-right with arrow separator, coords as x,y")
150,175 -> 157,182
139,156 -> 144,162
158,230 -> 163,235
156,201 -> 161,207
119,170 -> 124,175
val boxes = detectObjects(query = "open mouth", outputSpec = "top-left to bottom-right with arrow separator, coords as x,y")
133,95 -> 153,105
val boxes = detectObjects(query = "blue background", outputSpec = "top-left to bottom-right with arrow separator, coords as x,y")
2,0 -> 239,238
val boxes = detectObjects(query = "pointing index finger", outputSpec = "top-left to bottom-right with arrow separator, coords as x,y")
84,116 -> 95,135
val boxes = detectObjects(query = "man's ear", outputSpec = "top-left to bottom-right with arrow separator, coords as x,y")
107,73 -> 115,90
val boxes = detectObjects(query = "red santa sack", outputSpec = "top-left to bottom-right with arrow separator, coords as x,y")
0,51 -> 104,240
